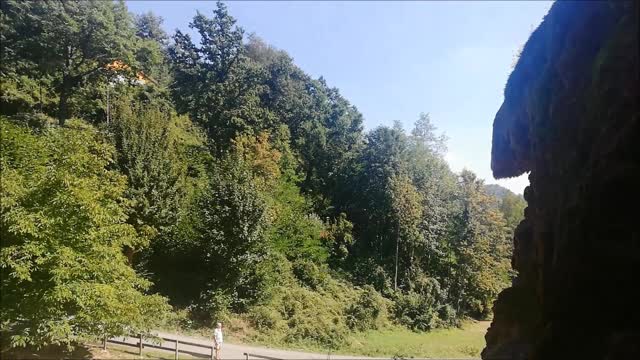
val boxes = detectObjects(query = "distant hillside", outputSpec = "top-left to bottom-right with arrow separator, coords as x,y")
484,184 -> 526,231
484,184 -> 523,200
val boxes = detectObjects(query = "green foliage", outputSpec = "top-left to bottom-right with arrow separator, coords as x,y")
192,154 -> 270,313
0,1 -> 519,351
392,278 -> 457,331
266,179 -> 328,263
322,213 -> 354,264
0,0 -> 138,122
0,118 -> 170,348
248,285 -> 350,349
450,170 -> 512,319
292,260 -> 328,291
111,102 -> 186,243
345,285 -> 390,331
499,192 -> 526,232
169,2 -> 273,150
351,258 -> 394,297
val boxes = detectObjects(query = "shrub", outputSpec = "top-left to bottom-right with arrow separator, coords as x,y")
437,304 -> 460,328
247,305 -> 286,332
392,277 -> 456,331
393,291 -> 440,331
188,289 -> 233,327
345,285 -> 389,331
351,258 -> 393,296
248,285 -> 350,348
292,260 -> 328,290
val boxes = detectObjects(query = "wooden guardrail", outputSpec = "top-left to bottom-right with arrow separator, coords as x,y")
105,334 -> 215,359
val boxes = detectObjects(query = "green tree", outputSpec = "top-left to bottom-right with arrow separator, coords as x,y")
0,118 -> 169,348
135,12 -> 169,45
451,170 -> 511,318
169,1 -> 274,150
388,173 -> 423,291
499,191 -> 526,233
0,0 -> 137,123
322,213 -> 355,264
133,12 -> 172,97
110,102 -> 187,263
191,152 -> 270,316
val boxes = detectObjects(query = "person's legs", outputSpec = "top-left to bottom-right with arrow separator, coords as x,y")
215,345 -> 221,360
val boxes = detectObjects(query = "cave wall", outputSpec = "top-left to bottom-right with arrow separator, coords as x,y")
483,1 -> 639,359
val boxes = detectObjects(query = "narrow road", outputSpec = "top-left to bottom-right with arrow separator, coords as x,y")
113,331 -> 374,359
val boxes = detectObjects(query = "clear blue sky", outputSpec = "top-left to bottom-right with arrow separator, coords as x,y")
127,0 -> 553,194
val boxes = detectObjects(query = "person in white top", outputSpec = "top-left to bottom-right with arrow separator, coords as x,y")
213,322 -> 223,360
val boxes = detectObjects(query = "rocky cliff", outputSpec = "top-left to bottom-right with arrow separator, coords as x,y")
483,1 -> 639,359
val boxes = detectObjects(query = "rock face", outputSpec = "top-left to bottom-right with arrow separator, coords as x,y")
483,1 -> 639,359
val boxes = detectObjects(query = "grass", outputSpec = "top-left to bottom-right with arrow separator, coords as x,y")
2,321 -> 488,359
222,319 -> 489,359
0,341 -> 200,359
340,320 -> 489,358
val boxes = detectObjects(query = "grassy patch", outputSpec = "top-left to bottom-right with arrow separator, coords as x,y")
341,320 -> 489,358
0,342 -> 201,360
219,319 -> 489,359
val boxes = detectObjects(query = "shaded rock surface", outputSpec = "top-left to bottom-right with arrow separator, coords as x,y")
483,1 -> 639,359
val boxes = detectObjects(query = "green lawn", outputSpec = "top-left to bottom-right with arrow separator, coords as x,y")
234,320 -> 490,359
338,321 -> 489,358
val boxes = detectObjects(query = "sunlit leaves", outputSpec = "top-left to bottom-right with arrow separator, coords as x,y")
0,118 -> 169,347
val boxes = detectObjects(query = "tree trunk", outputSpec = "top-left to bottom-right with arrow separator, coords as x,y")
57,78 -> 72,125
124,246 -> 135,265
394,224 -> 399,291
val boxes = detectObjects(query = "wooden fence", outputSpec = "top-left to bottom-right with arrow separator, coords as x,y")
105,334 -> 215,359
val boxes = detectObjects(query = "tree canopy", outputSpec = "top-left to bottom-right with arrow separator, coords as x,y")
0,0 -> 524,350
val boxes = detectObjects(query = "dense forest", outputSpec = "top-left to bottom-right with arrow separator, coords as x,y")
0,1 -> 526,350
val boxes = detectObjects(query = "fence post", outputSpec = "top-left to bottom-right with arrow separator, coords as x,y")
244,353 -> 249,360
102,335 -> 107,350
138,334 -> 143,356
175,339 -> 179,360
210,345 -> 214,360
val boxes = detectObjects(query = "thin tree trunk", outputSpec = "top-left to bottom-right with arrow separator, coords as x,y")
57,78 -> 72,125
394,224 -> 399,291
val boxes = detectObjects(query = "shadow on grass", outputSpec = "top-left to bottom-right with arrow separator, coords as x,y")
0,343 -> 93,360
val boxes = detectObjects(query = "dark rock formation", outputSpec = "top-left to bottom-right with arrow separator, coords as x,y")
483,1 -> 639,359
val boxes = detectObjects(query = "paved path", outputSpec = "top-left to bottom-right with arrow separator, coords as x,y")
112,331 -> 375,360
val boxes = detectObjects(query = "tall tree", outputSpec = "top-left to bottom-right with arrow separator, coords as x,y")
111,102 -> 186,263
0,118 -> 169,347
0,0 -> 137,123
388,173 -> 423,291
450,170 -> 511,318
169,1 -> 274,150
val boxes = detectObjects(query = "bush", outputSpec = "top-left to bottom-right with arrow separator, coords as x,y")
247,305 -> 286,332
351,258 -> 393,296
292,260 -> 328,290
393,291 -> 440,331
188,289 -> 233,327
392,277 -> 458,331
9,112 -> 57,130
280,288 -> 349,348
437,304 -> 460,328
345,285 -> 389,331
247,285 -> 350,349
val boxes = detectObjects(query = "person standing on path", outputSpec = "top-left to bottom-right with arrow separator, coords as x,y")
213,322 -> 223,360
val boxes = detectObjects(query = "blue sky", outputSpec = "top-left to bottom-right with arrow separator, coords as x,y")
126,0 -> 553,194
